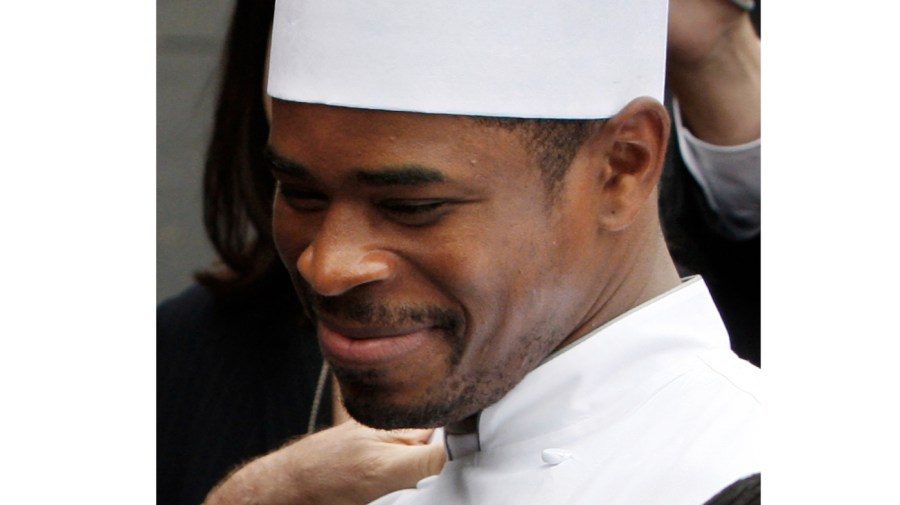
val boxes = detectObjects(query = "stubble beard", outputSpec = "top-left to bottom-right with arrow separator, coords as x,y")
298,282 -> 566,430
299,284 -> 475,428
331,321 -> 469,429
335,320 -> 561,430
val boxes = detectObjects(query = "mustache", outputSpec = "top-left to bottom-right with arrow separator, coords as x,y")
300,286 -> 462,333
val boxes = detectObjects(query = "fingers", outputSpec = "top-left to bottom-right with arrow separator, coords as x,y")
379,442 -> 447,489
381,428 -> 436,445
411,442 -> 447,478
335,419 -> 435,445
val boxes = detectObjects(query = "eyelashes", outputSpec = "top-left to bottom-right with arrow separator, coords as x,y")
276,183 -> 455,226
379,200 -> 446,215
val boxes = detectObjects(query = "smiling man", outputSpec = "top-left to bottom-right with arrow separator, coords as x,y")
220,0 -> 761,503
265,101 -> 681,433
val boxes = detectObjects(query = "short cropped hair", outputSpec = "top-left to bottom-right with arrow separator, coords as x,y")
473,117 -> 604,195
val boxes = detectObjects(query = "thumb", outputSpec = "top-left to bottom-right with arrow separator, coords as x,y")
397,443 -> 447,482
382,428 -> 435,445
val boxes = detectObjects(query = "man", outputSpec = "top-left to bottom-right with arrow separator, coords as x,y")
206,0 -> 759,503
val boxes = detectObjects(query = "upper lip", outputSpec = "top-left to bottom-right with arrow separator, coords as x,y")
318,318 -> 431,340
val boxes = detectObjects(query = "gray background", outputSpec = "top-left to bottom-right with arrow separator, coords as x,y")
157,0 -> 235,303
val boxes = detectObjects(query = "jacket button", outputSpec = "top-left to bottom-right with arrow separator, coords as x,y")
541,448 -> 572,465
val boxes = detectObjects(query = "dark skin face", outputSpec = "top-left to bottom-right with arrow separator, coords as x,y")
268,101 -> 623,429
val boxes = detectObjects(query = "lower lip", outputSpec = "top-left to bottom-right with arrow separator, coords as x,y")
318,323 -> 431,366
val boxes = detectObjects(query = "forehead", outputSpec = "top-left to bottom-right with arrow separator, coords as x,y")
271,99 -> 466,134
268,100 -> 532,176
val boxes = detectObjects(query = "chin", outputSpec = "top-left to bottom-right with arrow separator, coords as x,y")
338,372 -> 511,430
331,356 -> 468,429
343,393 -> 457,429
336,370 -> 471,429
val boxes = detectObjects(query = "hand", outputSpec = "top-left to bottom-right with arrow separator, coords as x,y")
204,420 -> 446,505
666,0 -> 760,145
668,0 -> 753,68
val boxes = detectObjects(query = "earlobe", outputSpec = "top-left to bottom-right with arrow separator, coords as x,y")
594,97 -> 670,231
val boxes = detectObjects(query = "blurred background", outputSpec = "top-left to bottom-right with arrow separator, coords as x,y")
157,0 -> 235,302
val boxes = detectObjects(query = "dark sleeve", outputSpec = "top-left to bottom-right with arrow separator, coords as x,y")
157,283 -> 331,505
702,473 -> 761,505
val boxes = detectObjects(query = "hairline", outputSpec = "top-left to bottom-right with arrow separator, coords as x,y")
469,116 -> 606,200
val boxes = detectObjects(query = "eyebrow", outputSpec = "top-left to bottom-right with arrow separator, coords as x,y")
265,146 -> 448,187
355,166 -> 447,186
265,146 -> 311,178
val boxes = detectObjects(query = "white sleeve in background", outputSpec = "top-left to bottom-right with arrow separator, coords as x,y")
672,99 -> 761,240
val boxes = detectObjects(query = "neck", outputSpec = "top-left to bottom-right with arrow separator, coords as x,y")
558,209 -> 680,351
444,208 -> 679,436
445,412 -> 480,435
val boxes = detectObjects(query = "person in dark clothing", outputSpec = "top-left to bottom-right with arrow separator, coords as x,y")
157,270 -> 328,505
156,5 -> 319,503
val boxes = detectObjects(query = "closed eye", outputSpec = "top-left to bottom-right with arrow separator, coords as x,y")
381,200 -> 446,214
277,183 -> 328,211
380,199 -> 452,226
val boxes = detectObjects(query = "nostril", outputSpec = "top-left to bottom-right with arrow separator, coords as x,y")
297,245 -> 395,297
296,244 -> 318,284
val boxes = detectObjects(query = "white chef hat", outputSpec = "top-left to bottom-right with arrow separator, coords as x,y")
267,0 -> 668,119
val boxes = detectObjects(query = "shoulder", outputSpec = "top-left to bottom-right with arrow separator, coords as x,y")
157,284 -> 217,335
659,349 -> 760,436
697,349 -> 759,396
157,283 -> 241,359
157,279 -> 306,349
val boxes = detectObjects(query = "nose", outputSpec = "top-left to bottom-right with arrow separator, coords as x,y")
297,207 -> 395,297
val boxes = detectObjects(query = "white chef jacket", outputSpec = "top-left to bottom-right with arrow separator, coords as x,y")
370,277 -> 760,505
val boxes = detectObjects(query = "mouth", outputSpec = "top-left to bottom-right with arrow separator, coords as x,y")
317,319 -> 434,366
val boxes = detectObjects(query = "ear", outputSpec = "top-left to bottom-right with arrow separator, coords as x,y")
590,97 -> 670,231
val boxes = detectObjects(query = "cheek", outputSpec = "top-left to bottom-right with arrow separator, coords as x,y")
467,216 -> 590,338
420,224 -> 549,337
